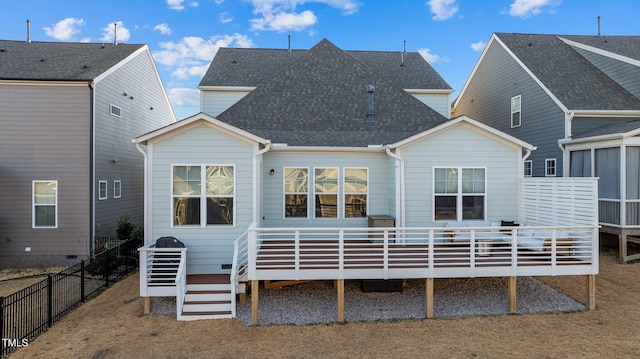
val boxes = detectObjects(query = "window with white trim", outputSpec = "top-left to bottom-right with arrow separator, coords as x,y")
172,165 -> 234,226
110,104 -> 122,118
434,167 -> 486,221
511,95 -> 521,128
113,180 -> 121,199
284,167 -> 309,218
314,168 -> 338,218
99,180 -> 107,200
524,160 -> 532,177
344,168 -> 368,218
545,159 -> 557,177
33,180 -> 57,228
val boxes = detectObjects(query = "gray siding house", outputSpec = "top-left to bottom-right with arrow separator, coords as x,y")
0,40 -> 175,268
452,33 -> 640,261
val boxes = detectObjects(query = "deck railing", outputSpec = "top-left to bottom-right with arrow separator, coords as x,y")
174,256 -> 187,321
231,224 -> 253,318
138,245 -> 187,297
246,226 -> 598,281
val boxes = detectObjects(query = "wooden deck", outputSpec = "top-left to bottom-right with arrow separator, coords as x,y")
187,274 -> 230,285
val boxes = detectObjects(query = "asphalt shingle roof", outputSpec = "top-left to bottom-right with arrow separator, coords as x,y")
496,33 -> 640,111
0,40 -> 144,81
199,45 -> 451,90
573,118 -> 640,139
216,39 -> 449,147
561,35 -> 640,61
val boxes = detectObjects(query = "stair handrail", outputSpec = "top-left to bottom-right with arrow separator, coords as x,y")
174,249 -> 187,321
231,223 -> 255,317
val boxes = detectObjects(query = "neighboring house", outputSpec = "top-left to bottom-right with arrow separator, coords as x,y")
137,39 -> 599,322
0,40 -> 175,268
452,33 -> 640,262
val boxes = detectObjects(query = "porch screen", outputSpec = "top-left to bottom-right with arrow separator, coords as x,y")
434,168 -> 485,221
595,148 -> 620,199
627,147 -> 640,199
570,150 -> 591,177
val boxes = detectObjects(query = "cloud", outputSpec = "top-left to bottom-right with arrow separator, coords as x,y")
249,0 -> 361,32
167,0 -> 199,10
220,11 -> 234,24
43,18 -> 85,40
418,48 -> 441,63
154,34 -> 254,80
470,41 -> 486,52
427,0 -> 459,21
509,0 -> 560,18
154,23 -> 172,35
100,21 -> 131,43
167,88 -> 200,107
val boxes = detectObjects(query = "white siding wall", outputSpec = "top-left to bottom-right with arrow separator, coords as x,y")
409,93 -> 451,118
261,151 -> 393,228
400,124 -> 521,227
149,124 -> 255,274
201,90 -> 251,117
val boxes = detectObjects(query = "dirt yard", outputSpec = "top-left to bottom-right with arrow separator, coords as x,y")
8,245 -> 640,359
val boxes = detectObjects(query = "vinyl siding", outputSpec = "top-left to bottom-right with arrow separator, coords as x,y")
93,49 -> 174,237
573,47 -> 640,99
149,124 -> 255,274
400,124 -> 521,227
201,90 -> 251,117
409,92 -> 450,118
261,151 -> 392,228
0,83 -> 91,268
453,40 -> 566,177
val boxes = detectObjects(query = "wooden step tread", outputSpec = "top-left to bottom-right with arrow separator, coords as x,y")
184,300 -> 231,305
186,290 -> 230,295
181,311 -> 232,316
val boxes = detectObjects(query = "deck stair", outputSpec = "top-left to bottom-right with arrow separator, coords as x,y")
179,274 -> 233,321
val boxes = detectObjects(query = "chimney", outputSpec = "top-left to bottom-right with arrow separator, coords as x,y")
366,85 -> 375,123
288,35 -> 291,53
26,19 -> 31,43
113,23 -> 118,46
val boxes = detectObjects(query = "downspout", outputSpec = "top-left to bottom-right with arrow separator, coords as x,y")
136,143 -> 149,245
385,147 -> 405,228
253,142 -> 272,224
89,82 -> 95,255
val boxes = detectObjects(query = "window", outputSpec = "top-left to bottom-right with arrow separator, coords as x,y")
284,168 -> 309,218
110,104 -> 122,118
344,168 -> 368,218
33,181 -> 57,228
172,165 -> 234,226
434,168 -> 486,221
114,180 -> 121,199
314,168 -> 338,218
511,95 -> 521,128
99,180 -> 107,200
545,159 -> 556,177
524,160 -> 532,177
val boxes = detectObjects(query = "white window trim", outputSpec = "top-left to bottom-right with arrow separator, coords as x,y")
109,104 -> 122,118
524,160 -> 532,177
343,167 -> 369,220
113,180 -> 122,199
283,167 -> 310,220
545,158 -> 557,177
313,167 -> 339,220
32,180 -> 58,229
170,164 -> 236,228
510,95 -> 521,128
99,180 -> 108,200
433,167 -> 487,222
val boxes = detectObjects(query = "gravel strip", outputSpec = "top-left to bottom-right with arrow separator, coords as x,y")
152,277 -> 585,325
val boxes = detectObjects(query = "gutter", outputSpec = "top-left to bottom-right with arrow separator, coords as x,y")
385,147 -> 405,228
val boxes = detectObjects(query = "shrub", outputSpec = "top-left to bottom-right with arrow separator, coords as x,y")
116,215 -> 134,241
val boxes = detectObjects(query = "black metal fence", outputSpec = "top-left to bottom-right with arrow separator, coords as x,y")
0,239 -> 139,358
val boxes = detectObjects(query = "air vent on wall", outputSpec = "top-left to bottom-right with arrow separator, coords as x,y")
110,104 -> 122,118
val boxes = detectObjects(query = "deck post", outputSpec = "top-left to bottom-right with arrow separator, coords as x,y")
251,280 -> 259,325
425,278 -> 434,319
337,279 -> 345,323
508,276 -> 517,314
143,297 -> 151,314
587,275 -> 596,310
619,234 -> 627,263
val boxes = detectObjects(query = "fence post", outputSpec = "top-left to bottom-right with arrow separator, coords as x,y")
105,249 -> 110,288
47,275 -> 53,328
81,260 -> 85,303
1,296 -> 4,357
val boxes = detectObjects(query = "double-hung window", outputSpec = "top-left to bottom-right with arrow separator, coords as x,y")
314,168 -> 338,218
284,167 -> 309,218
434,167 -> 486,221
511,95 -> 521,128
33,180 -> 57,228
344,168 -> 368,218
524,160 -> 532,177
99,180 -> 107,200
545,159 -> 556,177
114,180 -> 122,199
172,165 -> 234,226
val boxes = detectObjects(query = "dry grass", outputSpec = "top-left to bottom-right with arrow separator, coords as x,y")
9,246 -> 640,359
